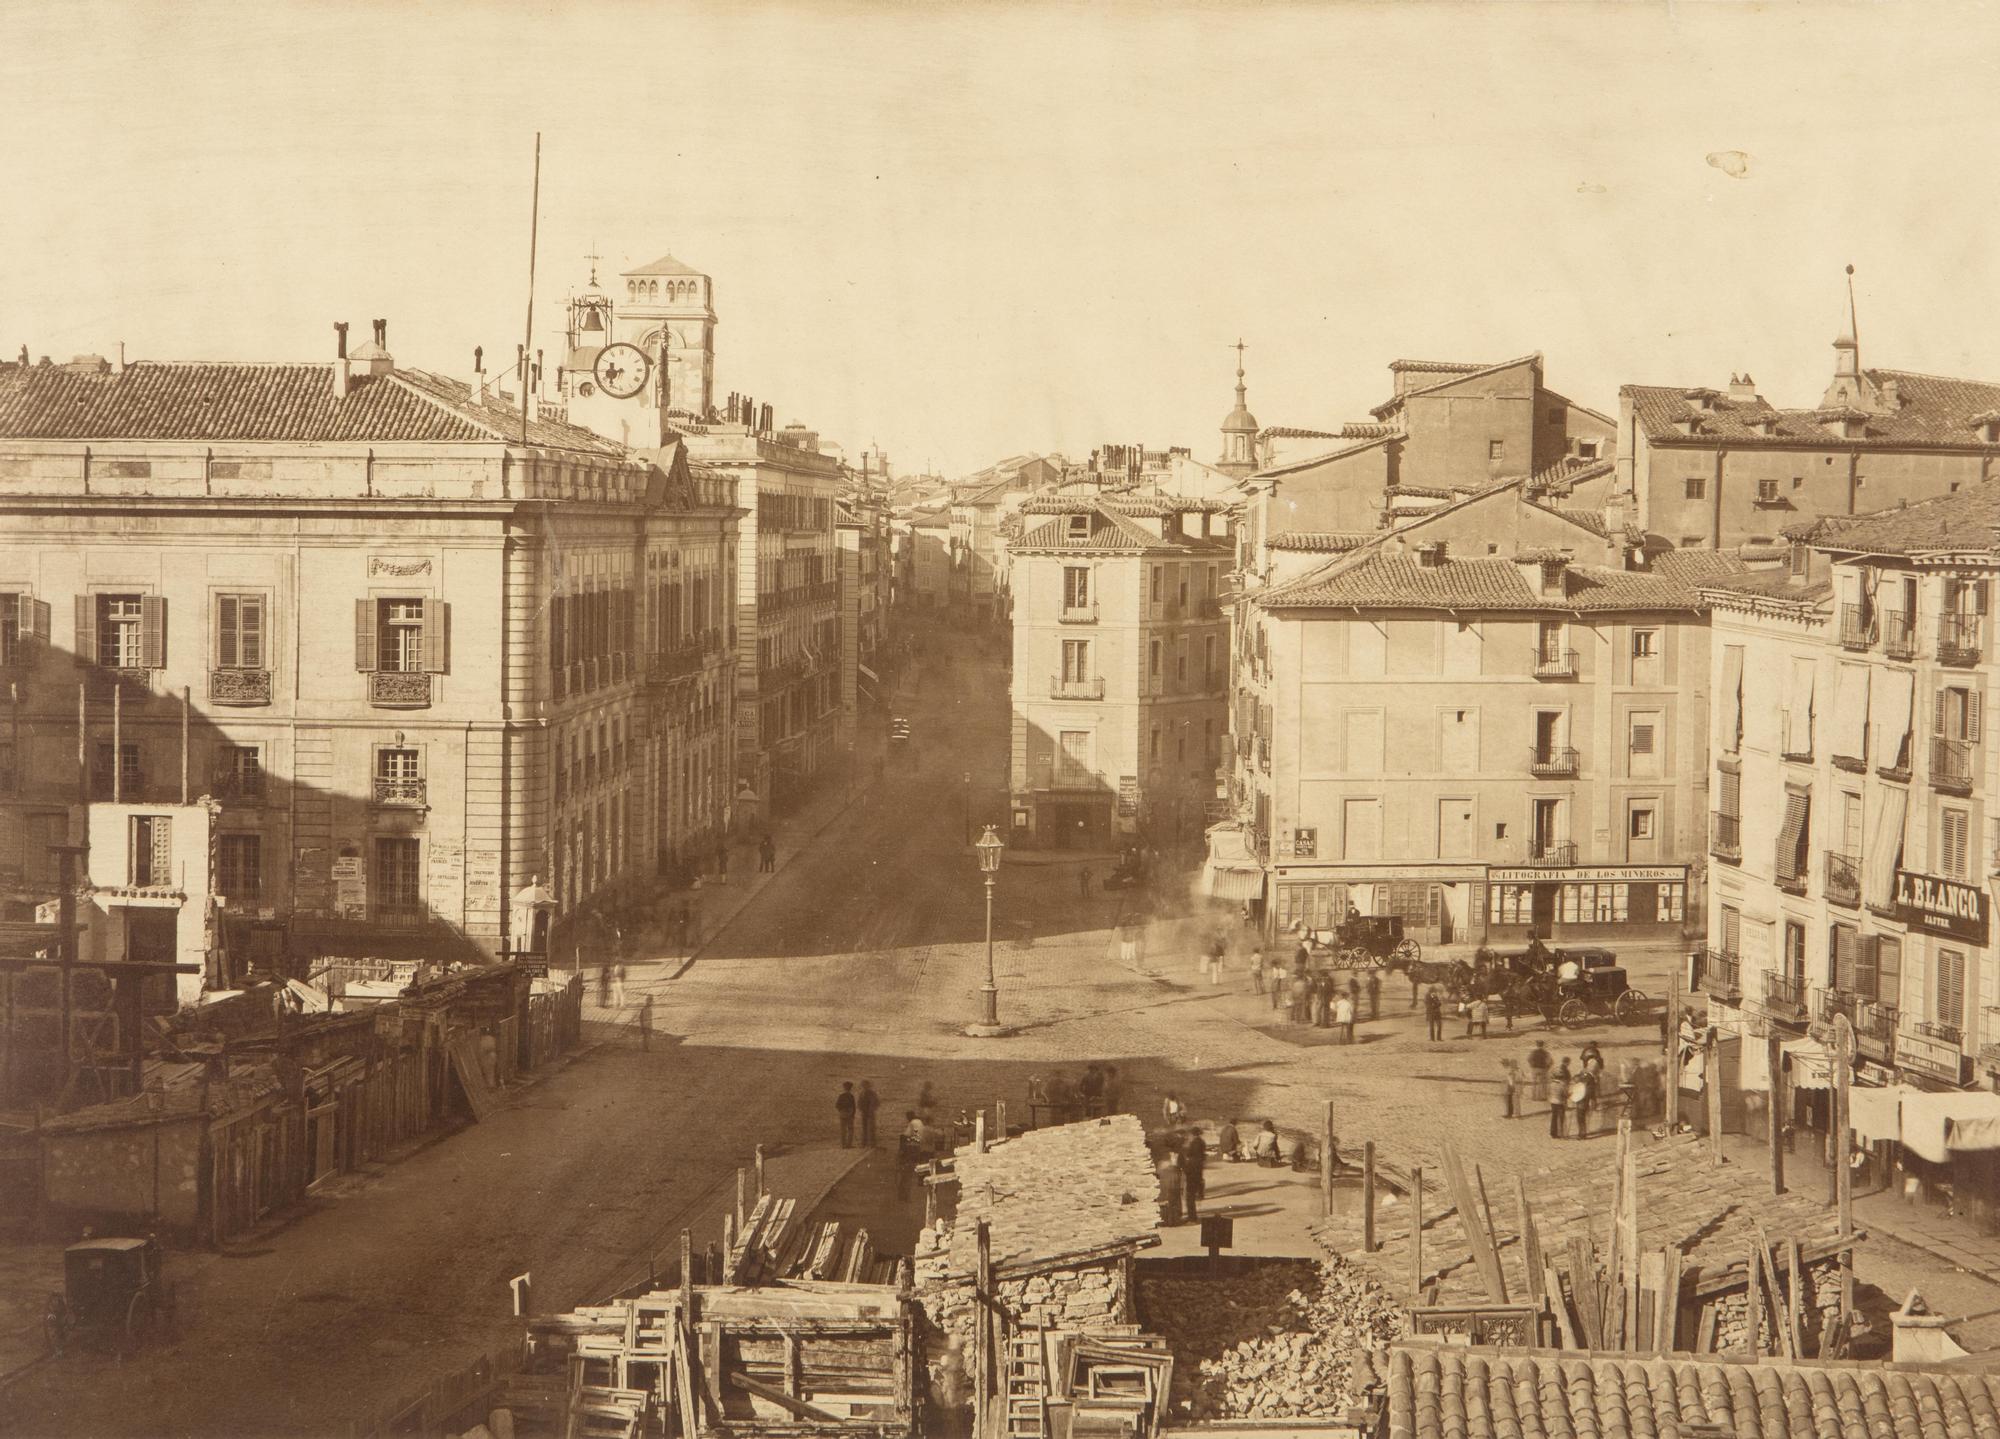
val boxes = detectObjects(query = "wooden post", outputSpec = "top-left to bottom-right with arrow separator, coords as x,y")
974,1219 -> 993,1439
1705,1029 -> 1725,1167
1320,1100 -> 1336,1217
996,1099 -> 1007,1137
1515,1176 -> 1545,1309
1744,1245 -> 1761,1355
1410,1166 -> 1424,1301
755,1143 -> 766,1197
1786,1239 -> 1803,1359
976,1109 -> 988,1154
1361,1140 -> 1376,1253
1766,1026 -> 1786,1195
1618,1120 -> 1639,1349
1832,1013 -> 1855,1318
1665,958 -> 1682,1129
736,1167 -> 746,1234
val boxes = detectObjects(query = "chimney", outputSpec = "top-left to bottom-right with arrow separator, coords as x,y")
471,345 -> 487,403
113,341 -> 126,376
373,318 -> 387,348
1728,372 -> 1757,403
1881,376 -> 1901,409
333,322 -> 351,399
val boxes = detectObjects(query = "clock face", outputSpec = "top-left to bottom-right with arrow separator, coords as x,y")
593,342 -> 652,400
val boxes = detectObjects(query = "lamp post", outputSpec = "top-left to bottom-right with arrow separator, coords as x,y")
971,824 -> 1006,1035
962,770 -> 972,845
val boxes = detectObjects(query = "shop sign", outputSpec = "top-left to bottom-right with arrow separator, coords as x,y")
1895,1027 -> 1967,1085
1856,1059 -> 1896,1086
1488,865 -> 1686,885
1116,775 -> 1138,817
1275,864 -> 1483,881
1893,869 -> 1988,945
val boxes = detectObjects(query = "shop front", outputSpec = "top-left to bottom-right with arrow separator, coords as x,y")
1486,864 -> 1689,942
1267,863 -> 1485,947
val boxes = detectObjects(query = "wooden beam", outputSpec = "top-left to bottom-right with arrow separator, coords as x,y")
1440,1145 -> 1507,1303
1410,1166 -> 1424,1302
1545,1262 -> 1579,1350
1766,1026 -> 1786,1196
1706,1029 -> 1725,1168
1831,1012 -> 1855,1319
1656,1248 -> 1683,1353
727,1372 -> 842,1424
975,1219 -> 993,1439
1745,1240 -> 1761,1356
1515,1177 -> 1545,1309
1321,1100 -> 1336,1218
1786,1239 -> 1803,1361
1619,1122 -> 1640,1350
1362,1140 -> 1377,1253
1665,957 -> 1682,1130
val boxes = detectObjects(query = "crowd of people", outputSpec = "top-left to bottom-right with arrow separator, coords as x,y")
1248,936 -> 1382,1042
1150,1114 -> 1302,1225
1495,1037 -> 1668,1137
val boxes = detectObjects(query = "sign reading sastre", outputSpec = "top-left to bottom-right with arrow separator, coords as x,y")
1893,869 -> 1989,945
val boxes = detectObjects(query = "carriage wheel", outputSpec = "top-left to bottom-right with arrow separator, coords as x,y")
1615,989 -> 1648,1025
1558,998 -> 1588,1029
121,1289 -> 154,1357
43,1294 -> 68,1357
1395,938 -> 1421,965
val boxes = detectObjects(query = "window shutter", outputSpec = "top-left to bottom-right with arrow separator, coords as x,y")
73,595 -> 97,665
550,596 -> 565,671
1977,581 -> 1990,616
1935,688 -> 1947,736
153,815 -> 173,885
422,599 -> 449,674
1942,952 -> 1964,1026
217,596 -> 238,668
354,599 -> 378,672
17,593 -> 48,646
240,598 -> 263,669
1834,926 -> 1856,991
139,595 -> 167,669
1855,934 -> 1878,998
1968,687 -> 1982,743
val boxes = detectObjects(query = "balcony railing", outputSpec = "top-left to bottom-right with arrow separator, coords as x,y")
1694,948 -> 1741,999
1839,604 -> 1876,650
1938,612 -> 1983,667
212,770 -> 266,803
369,670 -> 432,708
372,776 -> 428,807
1931,736 -> 1975,793
1527,841 -> 1577,866
1909,1016 -> 1964,1047
647,645 -> 702,684
1529,745 -> 1579,776
1764,972 -> 1809,1021
1058,603 -> 1098,624
1980,1008 -> 2000,1068
1257,736 -> 1270,771
1711,812 -> 1742,862
209,667 -> 272,706
1825,850 -> 1861,906
1881,610 -> 1916,660
1532,649 -> 1579,680
1048,674 -> 1105,700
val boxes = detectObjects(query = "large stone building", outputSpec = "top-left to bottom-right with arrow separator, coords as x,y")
1698,487 -> 2000,1153
1006,495 -> 1231,849
1616,325 -> 2000,552
555,252 -> 848,817
0,328 -> 738,993
1229,484 -> 1730,946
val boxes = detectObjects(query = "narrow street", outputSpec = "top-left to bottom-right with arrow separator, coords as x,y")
6,626 -> 1998,1434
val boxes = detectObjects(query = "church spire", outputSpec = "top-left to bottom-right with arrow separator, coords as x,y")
1218,338 -> 1260,479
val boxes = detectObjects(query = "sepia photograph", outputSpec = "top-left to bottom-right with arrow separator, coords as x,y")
2,1 -> 2000,1435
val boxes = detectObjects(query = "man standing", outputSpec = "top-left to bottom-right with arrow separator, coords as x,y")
1526,1039 -> 1553,1101
714,837 -> 730,884
1334,988 -> 1356,1044
1424,986 -> 1445,1042
1465,993 -> 1490,1039
836,1082 -> 857,1147
1365,968 -> 1381,1021
1078,866 -> 1092,898
858,1080 -> 880,1147
1180,1129 -> 1206,1220
759,835 -> 777,873
1249,945 -> 1265,995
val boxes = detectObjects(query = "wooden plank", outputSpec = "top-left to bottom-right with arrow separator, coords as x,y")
1706,1029 -> 1725,1167
1568,1235 -> 1602,1349
1440,1145 -> 1507,1303
1786,1238 -> 1804,1362
1767,1026 -> 1787,1196
1409,1166 -> 1424,1302
1750,1220 -> 1795,1359
1362,1140 -> 1377,1253
1744,1241 -> 1762,1356
1515,1177 -> 1545,1309
1544,1262 -> 1579,1350
727,1372 -> 842,1424
1619,1122 -> 1640,1350
1657,1249 -> 1683,1353
1637,1251 -> 1665,1352
703,1322 -> 727,1421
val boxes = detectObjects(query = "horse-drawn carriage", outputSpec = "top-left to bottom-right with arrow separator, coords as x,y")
1313,914 -> 1421,971
1506,945 -> 1650,1028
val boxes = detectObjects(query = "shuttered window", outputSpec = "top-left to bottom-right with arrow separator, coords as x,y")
357,598 -> 449,674
129,813 -> 173,887
1831,923 -> 1858,991
1775,786 -> 1811,883
215,594 -> 265,669
1717,765 -> 1741,819
1934,948 -> 1966,1028
1941,807 -> 1970,879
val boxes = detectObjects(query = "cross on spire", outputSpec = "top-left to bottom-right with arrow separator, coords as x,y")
584,245 -> 602,286
1233,337 -> 1247,379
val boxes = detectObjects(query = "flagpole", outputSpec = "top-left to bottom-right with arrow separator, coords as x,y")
521,132 -> 542,445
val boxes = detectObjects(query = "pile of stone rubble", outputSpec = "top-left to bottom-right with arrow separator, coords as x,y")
1140,1257 -> 1408,1421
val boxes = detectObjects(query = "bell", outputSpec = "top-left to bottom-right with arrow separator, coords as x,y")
581,307 -> 605,332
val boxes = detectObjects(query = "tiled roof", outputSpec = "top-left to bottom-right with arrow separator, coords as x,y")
0,360 -> 628,454
1259,425 -> 1346,441
1372,353 -> 1542,418
1698,565 -> 1837,605
1013,507 -> 1229,555
1388,485 -> 1454,500
1626,368 -> 2000,450
1017,493 -> 1228,517
1254,434 -> 1397,479
1536,503 -> 1608,536
1388,358 -> 1491,375
1387,1343 -> 2000,1439
625,252 -> 703,277
934,1115 -> 1160,1275
1267,531 -> 1377,553
1792,483 -> 2000,555
1529,455 -> 1616,493
1260,551 -> 1716,613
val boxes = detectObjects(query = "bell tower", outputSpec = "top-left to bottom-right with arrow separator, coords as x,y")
1217,339 -> 1260,479
617,253 -> 717,421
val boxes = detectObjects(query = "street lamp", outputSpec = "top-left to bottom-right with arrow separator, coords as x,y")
972,824 -> 1006,1034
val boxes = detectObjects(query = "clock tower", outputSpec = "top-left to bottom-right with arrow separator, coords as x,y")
557,251 -> 719,447
616,253 -> 717,422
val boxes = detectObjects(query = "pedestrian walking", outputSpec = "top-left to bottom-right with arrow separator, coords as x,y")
1290,970 -> 1311,1024
1334,990 -> 1356,1044
1572,1065 -> 1597,1139
611,961 -> 627,1009
1249,945 -> 1265,994
1500,1059 -> 1520,1117
1527,1039 -> 1552,1101
1365,968 -> 1380,1021
1078,866 -> 1092,898
1154,1149 -> 1186,1227
1180,1129 -> 1206,1219
858,1080 -> 880,1146
759,835 -> 777,873
1118,922 -> 1138,967
597,963 -> 613,1010
1162,1091 -> 1186,1127
1424,986 -> 1445,1042
1409,964 -> 1423,1009
639,995 -> 654,1051
1268,959 -> 1286,1011
714,838 -> 730,884
1549,1059 -> 1573,1138
836,1082 -> 857,1147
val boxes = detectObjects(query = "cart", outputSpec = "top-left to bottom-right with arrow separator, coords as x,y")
43,1236 -> 176,1357
1336,914 -> 1421,968
1522,947 -> 1649,1028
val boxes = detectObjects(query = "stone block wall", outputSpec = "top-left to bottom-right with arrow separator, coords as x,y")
42,1116 -> 203,1232
1702,1253 -> 1841,1356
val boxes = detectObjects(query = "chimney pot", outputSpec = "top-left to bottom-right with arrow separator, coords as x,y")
335,322 -> 349,359
474,345 -> 483,370
374,319 -> 386,346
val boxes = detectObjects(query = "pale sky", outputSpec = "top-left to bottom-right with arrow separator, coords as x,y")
4,1 -> 1999,477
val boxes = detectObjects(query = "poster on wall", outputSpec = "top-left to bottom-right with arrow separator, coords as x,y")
465,849 -> 501,921
428,840 -> 465,926
332,855 -> 367,920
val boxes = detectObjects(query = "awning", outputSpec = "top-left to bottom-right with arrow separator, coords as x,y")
1780,1036 -> 1831,1090
1203,864 -> 1265,901
1903,1090 -> 2000,1162
859,663 -> 879,684
1862,783 -> 1908,910
1870,666 -> 1914,769
1947,1095 -> 2000,1152
1831,663 -> 1869,763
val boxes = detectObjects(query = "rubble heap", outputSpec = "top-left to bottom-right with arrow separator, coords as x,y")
1139,1256 -> 1408,1422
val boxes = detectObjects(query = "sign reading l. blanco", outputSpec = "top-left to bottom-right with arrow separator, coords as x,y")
1893,869 -> 1988,944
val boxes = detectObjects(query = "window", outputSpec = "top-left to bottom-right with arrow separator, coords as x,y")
1148,726 -> 1160,762
214,594 -> 265,669
1782,920 -> 1807,984
1685,477 -> 1706,500
373,836 -> 422,918
1176,568 -> 1190,610
1060,639 -> 1091,684
1935,947 -> 1966,1029
217,834 -> 262,904
1065,514 -> 1089,540
96,594 -> 151,668
1148,639 -> 1162,683
1940,807 -> 1970,879
220,743 -> 262,798
1150,566 -> 1163,603
356,597 -> 446,674
94,741 -> 141,797
0,596 -> 15,668
1757,477 -> 1781,503
1577,440 -> 1601,461
1631,629 -> 1658,659
377,747 -> 419,781
1175,638 -> 1188,686
1629,719 -> 1655,754
1062,566 -> 1090,609
129,814 -> 173,887
1629,808 -> 1655,839
1488,440 -> 1505,461
1055,730 -> 1091,787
